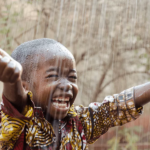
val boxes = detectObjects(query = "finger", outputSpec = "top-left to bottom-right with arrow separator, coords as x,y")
8,60 -> 16,69
0,61 -> 15,83
0,56 -> 10,63
0,56 -> 11,77
16,62 -> 23,74
0,48 -> 10,57
0,55 -> 3,74
10,63 -> 22,83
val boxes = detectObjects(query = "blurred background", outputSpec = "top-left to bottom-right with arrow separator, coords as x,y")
0,0 -> 150,149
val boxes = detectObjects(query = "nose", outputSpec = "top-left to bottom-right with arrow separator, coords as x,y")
58,79 -> 72,91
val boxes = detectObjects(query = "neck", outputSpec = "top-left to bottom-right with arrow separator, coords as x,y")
44,112 -> 62,124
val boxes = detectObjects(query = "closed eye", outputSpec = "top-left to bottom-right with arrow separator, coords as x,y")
69,76 -> 77,79
46,75 -> 58,78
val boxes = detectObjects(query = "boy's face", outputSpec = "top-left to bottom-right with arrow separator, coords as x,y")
29,44 -> 78,120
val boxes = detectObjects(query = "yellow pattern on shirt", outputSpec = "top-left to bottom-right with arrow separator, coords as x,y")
0,88 -> 143,149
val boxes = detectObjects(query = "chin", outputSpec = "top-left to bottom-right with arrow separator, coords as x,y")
48,109 -> 68,120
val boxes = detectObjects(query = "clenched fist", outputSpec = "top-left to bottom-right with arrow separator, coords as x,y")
0,49 -> 22,83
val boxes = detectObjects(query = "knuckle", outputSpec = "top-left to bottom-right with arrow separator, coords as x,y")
0,61 -> 7,67
7,66 -> 14,72
8,60 -> 16,69
15,66 -> 22,74
0,56 -> 10,63
17,63 -> 22,71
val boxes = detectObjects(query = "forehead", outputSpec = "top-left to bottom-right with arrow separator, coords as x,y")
37,43 -> 76,70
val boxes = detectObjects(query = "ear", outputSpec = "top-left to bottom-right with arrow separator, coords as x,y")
22,81 -> 30,91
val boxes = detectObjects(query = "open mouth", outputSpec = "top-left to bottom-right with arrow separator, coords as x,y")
52,97 -> 70,109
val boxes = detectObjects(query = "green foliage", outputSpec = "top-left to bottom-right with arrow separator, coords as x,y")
107,126 -> 142,150
107,137 -> 120,150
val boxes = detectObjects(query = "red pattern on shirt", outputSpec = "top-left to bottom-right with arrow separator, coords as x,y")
0,98 -> 86,150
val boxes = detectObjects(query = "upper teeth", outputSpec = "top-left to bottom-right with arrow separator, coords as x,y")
52,97 -> 70,101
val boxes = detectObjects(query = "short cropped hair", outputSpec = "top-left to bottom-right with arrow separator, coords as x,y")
11,38 -> 58,81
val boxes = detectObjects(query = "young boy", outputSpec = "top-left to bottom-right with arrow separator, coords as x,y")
0,38 -> 149,150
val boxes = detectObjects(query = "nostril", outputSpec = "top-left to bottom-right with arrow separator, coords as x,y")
58,83 -> 72,91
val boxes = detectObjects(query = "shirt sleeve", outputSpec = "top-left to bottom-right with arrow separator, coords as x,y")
0,93 -> 34,150
75,87 -> 143,144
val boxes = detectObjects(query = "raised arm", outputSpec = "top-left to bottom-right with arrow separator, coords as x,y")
75,87 -> 144,144
0,49 -> 27,112
135,82 -> 150,108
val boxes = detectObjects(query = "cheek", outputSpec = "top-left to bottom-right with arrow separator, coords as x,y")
73,84 -> 78,96
40,87 -> 52,101
70,84 -> 78,105
39,83 -> 57,104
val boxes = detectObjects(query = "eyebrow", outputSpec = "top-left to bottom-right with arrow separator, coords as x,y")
46,68 -> 77,73
46,67 -> 58,73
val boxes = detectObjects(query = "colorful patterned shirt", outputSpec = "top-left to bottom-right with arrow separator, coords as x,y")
0,87 -> 143,150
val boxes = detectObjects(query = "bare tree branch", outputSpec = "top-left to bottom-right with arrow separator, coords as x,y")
14,23 -> 42,45
99,71 -> 149,96
91,52 -> 113,102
